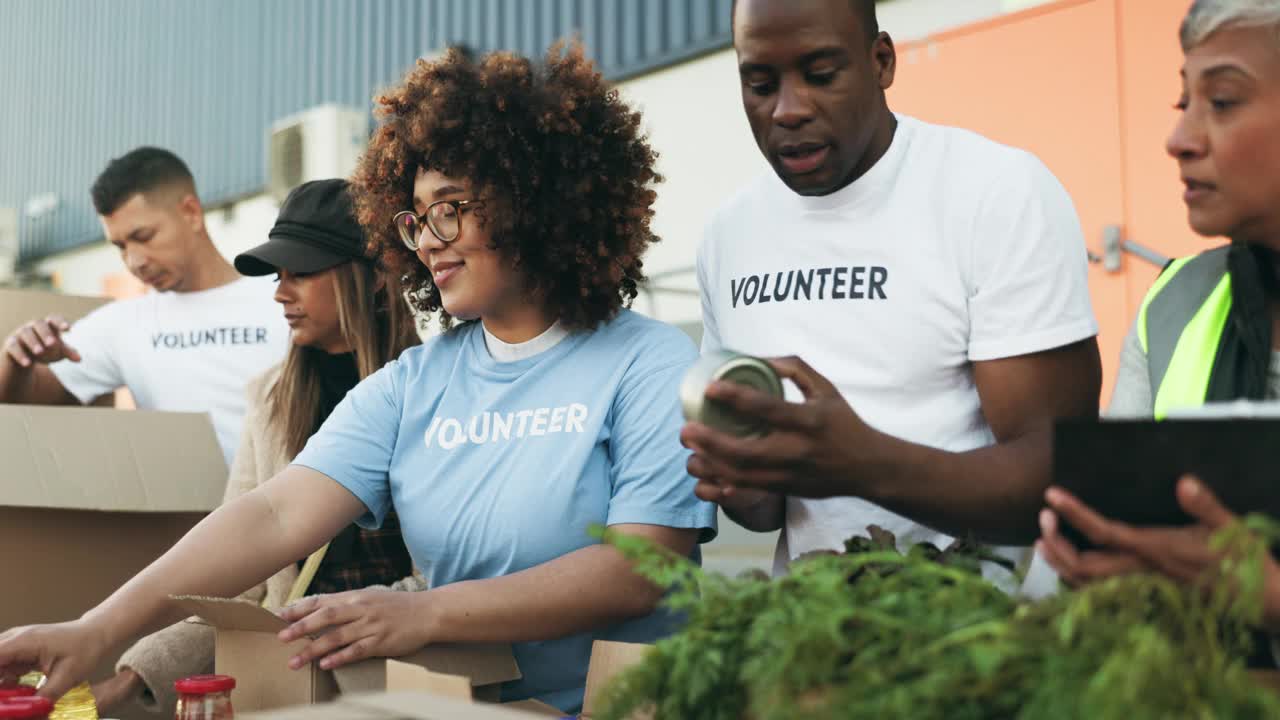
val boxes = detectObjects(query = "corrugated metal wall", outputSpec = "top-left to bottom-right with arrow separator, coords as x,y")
0,0 -> 733,263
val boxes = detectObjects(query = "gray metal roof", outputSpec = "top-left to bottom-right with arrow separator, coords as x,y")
1,0 -> 733,263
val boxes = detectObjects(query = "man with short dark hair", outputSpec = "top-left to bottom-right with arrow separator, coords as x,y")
685,0 -> 1102,581
0,147 -> 288,465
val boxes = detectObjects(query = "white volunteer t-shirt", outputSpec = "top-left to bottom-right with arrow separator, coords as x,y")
49,276 -> 289,466
697,114 -> 1098,580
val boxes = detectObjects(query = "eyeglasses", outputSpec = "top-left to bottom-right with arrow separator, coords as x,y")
392,199 -> 483,250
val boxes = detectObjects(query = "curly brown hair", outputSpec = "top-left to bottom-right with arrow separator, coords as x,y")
350,41 -> 662,331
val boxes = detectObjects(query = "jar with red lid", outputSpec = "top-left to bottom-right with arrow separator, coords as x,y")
173,675 -> 235,720
0,696 -> 55,719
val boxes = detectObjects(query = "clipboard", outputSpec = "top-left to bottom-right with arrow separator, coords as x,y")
1051,416 -> 1280,550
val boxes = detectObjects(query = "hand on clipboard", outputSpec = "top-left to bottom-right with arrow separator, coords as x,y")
1050,417 -> 1280,548
1037,475 -> 1236,587
1038,469 -> 1280,634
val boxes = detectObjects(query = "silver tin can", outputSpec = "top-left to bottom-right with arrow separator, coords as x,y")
680,350 -> 784,438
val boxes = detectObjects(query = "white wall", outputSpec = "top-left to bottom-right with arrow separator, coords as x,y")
33,194 -> 282,298
616,51 -> 766,330
33,240 -> 123,298
203,195 -> 286,265
879,0 -> 1058,39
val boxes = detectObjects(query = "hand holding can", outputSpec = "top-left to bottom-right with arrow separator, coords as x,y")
680,350 -> 784,439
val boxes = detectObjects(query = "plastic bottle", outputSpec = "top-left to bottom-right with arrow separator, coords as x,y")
0,696 -> 55,719
0,686 -> 36,702
16,675 -> 96,720
174,675 -> 235,720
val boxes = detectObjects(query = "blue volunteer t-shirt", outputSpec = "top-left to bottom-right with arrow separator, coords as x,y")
293,310 -> 717,711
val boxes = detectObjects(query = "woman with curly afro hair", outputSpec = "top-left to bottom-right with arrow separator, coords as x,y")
0,43 -> 719,717
276,44 -> 718,711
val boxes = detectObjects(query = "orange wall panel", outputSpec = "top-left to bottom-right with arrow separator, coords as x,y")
1117,0 -> 1205,312
102,271 -> 146,301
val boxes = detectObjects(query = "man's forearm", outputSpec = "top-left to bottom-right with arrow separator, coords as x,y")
853,427 -> 1051,546
0,360 -> 77,405
0,359 -> 34,403
721,490 -> 785,533
84,468 -> 362,651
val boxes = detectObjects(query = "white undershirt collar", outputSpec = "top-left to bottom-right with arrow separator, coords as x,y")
482,320 -> 568,362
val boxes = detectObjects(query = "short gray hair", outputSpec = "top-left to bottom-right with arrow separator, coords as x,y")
1180,0 -> 1280,50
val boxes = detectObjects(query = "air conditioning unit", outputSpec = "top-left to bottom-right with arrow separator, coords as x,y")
0,207 -> 18,285
267,104 -> 369,204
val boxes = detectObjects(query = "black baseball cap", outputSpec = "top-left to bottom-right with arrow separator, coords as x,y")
235,179 -> 372,277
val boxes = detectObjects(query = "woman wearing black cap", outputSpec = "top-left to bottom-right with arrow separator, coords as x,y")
89,179 -> 425,716
0,45 -> 715,715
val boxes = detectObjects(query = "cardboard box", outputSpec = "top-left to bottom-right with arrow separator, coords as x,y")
0,404 -> 227,720
382,639 -> 651,718
0,287 -> 116,406
352,691 -> 557,719
580,641 -> 652,719
0,287 -> 108,333
240,691 -> 569,719
238,641 -> 653,719
242,691 -> 556,719
0,405 -> 225,629
172,597 -> 523,713
383,662 -> 561,716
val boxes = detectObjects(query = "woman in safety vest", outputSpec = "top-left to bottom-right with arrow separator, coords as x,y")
1038,0 -> 1280,639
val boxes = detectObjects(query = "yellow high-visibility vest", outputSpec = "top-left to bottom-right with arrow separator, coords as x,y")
1137,245 -> 1233,419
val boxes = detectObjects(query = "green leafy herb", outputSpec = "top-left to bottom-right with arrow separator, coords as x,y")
594,519 -> 1280,719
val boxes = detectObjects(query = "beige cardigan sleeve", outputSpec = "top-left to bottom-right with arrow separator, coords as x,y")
115,370 -> 277,715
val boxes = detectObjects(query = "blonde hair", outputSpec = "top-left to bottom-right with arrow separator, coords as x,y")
1181,0 -> 1280,50
267,262 -> 420,458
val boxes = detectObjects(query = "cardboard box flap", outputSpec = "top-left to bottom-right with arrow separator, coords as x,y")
173,596 -> 288,632
384,661 -> 474,699
344,691 -> 552,719
395,644 -> 522,687
582,641 -> 652,717
240,704 -> 390,720
503,699 -> 566,716
0,288 -> 107,332
344,643 -> 521,698
0,406 -> 225,512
